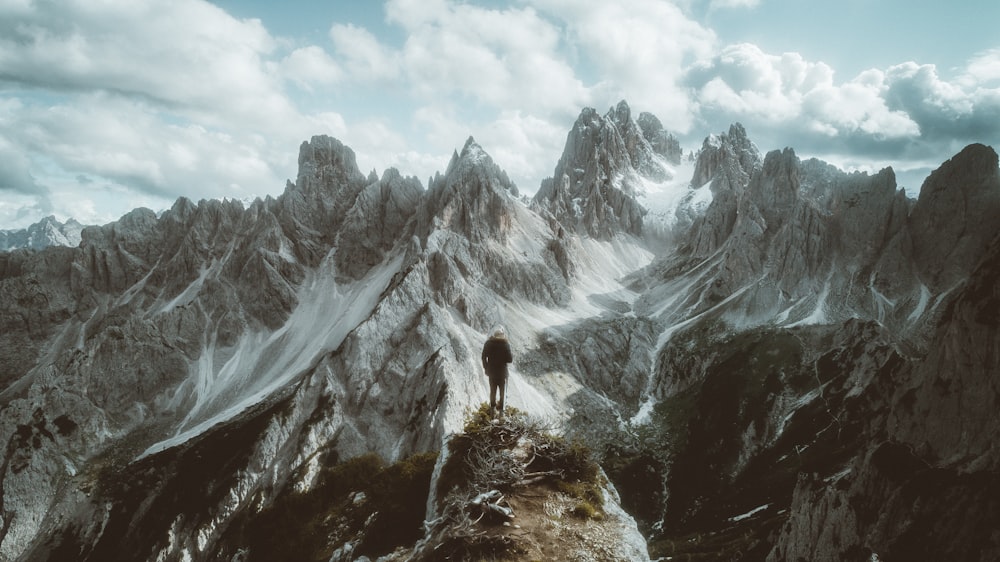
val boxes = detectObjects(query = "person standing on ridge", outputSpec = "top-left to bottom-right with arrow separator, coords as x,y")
481,327 -> 513,418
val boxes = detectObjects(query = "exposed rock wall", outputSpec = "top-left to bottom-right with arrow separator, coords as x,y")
533,101 -> 677,238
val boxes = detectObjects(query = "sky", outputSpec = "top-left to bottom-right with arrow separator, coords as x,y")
1,0 -> 999,230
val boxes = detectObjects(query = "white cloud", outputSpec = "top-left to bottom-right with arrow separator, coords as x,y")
531,0 -> 716,132
964,49 -> 1000,84
329,23 -> 401,84
385,0 -> 587,113
709,0 -> 761,9
883,60 -> 1000,143
480,110 -> 568,190
280,46 -> 343,90
0,136 -> 42,196
0,0 -> 286,121
1,0 -> 997,230
0,0 -> 363,228
802,70 -> 920,139
2,93 -> 285,198
688,43 -> 921,142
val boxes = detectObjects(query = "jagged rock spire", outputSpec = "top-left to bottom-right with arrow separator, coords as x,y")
418,136 -> 519,245
533,100 -> 678,239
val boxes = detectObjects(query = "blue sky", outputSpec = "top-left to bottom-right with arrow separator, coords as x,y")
1,0 -> 998,229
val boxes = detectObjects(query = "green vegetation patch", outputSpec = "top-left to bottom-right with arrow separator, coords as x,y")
222,449 -> 438,562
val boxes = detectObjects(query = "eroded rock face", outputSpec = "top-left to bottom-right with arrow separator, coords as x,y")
652,139 -> 983,336
890,231 -> 1000,469
533,101 -> 677,238
335,168 -> 422,280
691,123 -> 760,190
0,131 -> 632,561
621,141 -> 999,560
0,135 -> 391,561
685,123 -> 762,257
637,111 -> 682,167
909,143 -> 1000,290
768,235 -> 1000,562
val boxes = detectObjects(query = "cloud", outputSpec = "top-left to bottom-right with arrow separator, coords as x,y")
0,137 -> 44,195
480,110 -> 568,190
0,0 -> 358,228
709,0 -> 761,9
684,43 -> 931,159
329,23 -> 401,84
884,61 -> 1000,141
280,46 -> 343,90
383,0 -> 588,114
1,93 -> 284,199
531,0 -> 716,132
964,49 -> 1000,84
0,0 -> 289,122
677,39 -> 1000,189
1,0 -> 997,229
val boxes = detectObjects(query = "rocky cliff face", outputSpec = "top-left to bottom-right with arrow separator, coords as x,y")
1,107 -> 998,562
768,231 -> 1000,562
621,140 -> 1000,561
640,136 -> 975,342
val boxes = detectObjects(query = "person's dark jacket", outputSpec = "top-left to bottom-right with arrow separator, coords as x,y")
481,336 -> 512,381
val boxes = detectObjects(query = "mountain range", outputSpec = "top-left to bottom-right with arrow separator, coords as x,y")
1,99 -> 998,561
0,216 -> 86,252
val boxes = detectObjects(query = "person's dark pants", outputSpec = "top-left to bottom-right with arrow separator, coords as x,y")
489,374 -> 507,414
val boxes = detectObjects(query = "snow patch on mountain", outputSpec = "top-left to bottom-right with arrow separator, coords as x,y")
142,250 -> 406,458
633,157 -> 705,236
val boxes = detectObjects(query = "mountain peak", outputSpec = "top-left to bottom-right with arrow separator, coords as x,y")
440,137 -> 517,195
294,134 -> 367,193
419,137 -> 520,244
533,100 -> 682,238
608,99 -> 633,129
461,135 -> 482,155
444,135 -> 500,179
691,122 -> 761,188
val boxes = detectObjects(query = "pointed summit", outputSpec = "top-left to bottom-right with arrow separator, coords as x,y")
442,136 -> 516,196
691,123 -> 760,189
533,100 -> 678,238
439,136 -> 518,195
418,138 -> 519,244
